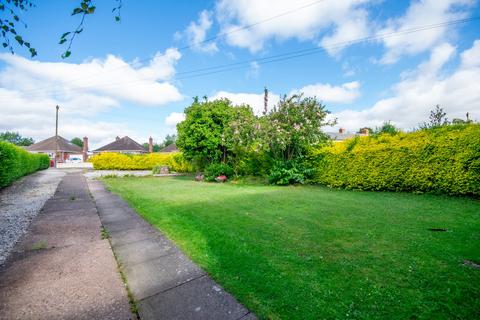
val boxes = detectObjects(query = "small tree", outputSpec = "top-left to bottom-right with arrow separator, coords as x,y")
163,134 -> 176,147
420,105 -> 449,129
375,121 -> 400,135
0,131 -> 34,146
177,98 -> 241,168
70,137 -> 83,148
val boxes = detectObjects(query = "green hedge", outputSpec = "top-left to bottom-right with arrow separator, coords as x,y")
313,124 -> 480,195
0,141 -> 50,188
90,152 -> 193,172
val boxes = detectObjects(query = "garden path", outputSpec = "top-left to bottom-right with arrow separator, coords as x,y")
88,179 -> 256,320
0,172 -> 132,319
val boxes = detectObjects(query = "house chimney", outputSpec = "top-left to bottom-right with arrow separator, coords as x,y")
82,136 -> 89,162
359,128 -> 370,135
116,136 -> 120,141
148,136 -> 153,153
339,128 -> 346,134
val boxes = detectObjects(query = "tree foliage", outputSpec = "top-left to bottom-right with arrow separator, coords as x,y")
259,94 -> 334,162
0,0 -> 36,57
0,0 -> 121,58
176,94 -> 334,184
176,97 -> 252,168
420,104 -> 449,129
0,131 -> 34,146
163,134 -> 176,147
374,121 -> 400,136
70,137 -> 83,148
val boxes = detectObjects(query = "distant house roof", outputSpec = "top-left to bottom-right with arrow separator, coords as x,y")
27,136 -> 83,153
326,132 -> 357,141
159,143 -> 179,153
94,136 -> 147,153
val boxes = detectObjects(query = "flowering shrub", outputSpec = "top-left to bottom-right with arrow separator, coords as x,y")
0,141 -> 50,188
90,152 -> 193,172
259,94 -> 334,162
312,124 -> 480,195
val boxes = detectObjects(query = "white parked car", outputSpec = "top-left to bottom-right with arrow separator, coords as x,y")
67,156 -> 83,163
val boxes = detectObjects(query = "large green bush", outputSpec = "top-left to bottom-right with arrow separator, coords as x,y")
313,124 -> 480,195
0,141 -> 50,188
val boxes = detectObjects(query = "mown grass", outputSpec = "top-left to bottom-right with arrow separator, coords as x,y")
104,176 -> 480,320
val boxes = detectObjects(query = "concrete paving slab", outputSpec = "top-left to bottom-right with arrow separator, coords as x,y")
109,226 -> 159,247
42,199 -> 96,212
0,241 -> 131,320
123,252 -> 206,300
38,207 -> 99,219
98,206 -> 140,223
114,236 -> 177,266
138,275 -> 249,320
103,215 -> 150,233
14,214 -> 101,251
95,198 -> 135,211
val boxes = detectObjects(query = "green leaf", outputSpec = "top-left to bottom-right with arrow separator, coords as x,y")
72,8 -> 83,15
60,32 -> 71,39
29,48 -> 37,57
2,43 -> 7,48
14,35 -> 23,45
75,28 -> 83,34
87,6 -> 96,14
13,15 -> 19,22
59,38 -> 67,45
24,42 -> 30,48
115,16 -> 120,22
62,50 -> 71,59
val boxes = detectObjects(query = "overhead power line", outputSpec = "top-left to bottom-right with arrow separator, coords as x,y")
6,0 -> 329,96
1,16 -> 478,99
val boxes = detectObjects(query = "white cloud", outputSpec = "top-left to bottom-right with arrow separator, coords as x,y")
290,81 -> 361,103
331,40 -> 480,130
377,0 -> 474,64
0,48 -> 183,106
179,10 -> 218,53
0,49 -> 184,147
246,61 -> 260,79
214,0 -> 370,54
165,112 -> 186,127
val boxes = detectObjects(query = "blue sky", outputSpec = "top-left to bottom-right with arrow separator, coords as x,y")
0,0 -> 479,148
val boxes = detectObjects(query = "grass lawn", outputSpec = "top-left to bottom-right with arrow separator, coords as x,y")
104,176 -> 480,320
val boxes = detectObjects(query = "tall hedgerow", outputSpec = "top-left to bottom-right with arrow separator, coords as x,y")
313,124 -> 480,195
0,141 -> 50,188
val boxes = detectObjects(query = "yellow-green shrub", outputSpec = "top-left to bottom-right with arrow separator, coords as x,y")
90,152 -> 193,172
0,141 -> 50,188
312,124 -> 480,195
